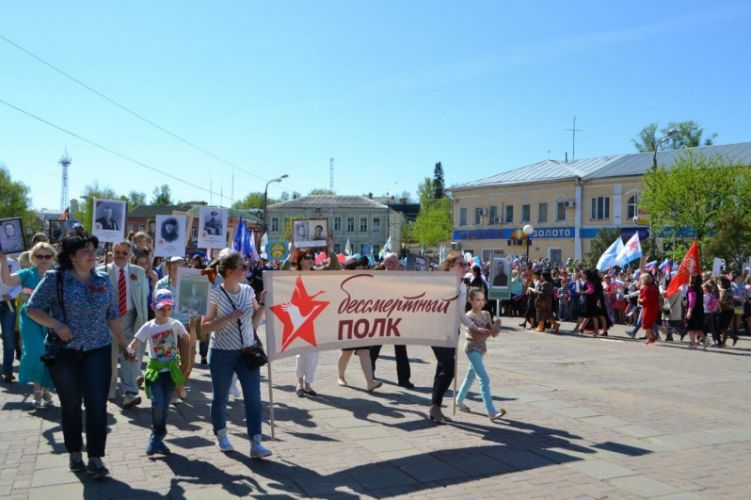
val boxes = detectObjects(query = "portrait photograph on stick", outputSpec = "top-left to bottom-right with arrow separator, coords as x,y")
198,206 -> 228,248
293,218 -> 328,248
490,256 -> 510,289
154,214 -> 187,257
175,267 -> 210,316
92,198 -> 127,243
0,217 -> 25,254
48,219 -> 66,243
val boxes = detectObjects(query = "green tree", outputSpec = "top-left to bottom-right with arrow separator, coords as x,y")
308,188 -> 335,195
412,197 -> 452,247
433,162 -> 445,199
633,121 -> 717,152
151,184 -> 173,205
0,165 -> 36,244
127,191 -> 147,207
75,182 -> 119,234
233,192 -> 276,210
703,211 -> 751,273
417,177 -> 434,207
641,152 -> 751,266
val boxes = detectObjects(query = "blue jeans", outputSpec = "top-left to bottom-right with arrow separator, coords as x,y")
147,371 -> 176,439
0,302 -> 18,376
456,350 -> 497,415
209,348 -> 262,437
558,301 -> 570,322
47,345 -> 111,458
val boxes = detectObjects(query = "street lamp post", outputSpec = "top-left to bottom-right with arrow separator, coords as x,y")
523,224 -> 534,263
263,175 -> 288,232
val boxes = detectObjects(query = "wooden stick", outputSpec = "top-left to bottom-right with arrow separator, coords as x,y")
267,359 -> 275,440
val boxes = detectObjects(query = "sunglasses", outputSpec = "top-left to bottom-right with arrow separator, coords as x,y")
302,255 -> 315,261
35,254 -> 54,260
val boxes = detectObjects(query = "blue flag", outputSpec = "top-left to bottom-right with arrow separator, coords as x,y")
596,236 -> 624,272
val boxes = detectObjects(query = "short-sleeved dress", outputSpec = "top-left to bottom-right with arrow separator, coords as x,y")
16,267 -> 53,388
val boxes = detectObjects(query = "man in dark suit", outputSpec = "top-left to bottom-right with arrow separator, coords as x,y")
95,206 -> 118,230
204,211 -> 222,235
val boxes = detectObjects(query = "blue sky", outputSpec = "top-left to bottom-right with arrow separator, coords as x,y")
1,1 -> 749,210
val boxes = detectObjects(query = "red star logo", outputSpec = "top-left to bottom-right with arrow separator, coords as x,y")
270,276 -> 330,352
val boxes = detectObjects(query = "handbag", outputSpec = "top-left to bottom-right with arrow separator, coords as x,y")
219,286 -> 267,370
40,271 -> 68,366
534,295 -> 548,310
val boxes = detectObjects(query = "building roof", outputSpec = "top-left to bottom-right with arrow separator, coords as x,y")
450,141 -> 751,191
128,203 -> 197,217
269,195 -> 389,210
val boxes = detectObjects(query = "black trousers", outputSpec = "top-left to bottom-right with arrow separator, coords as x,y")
369,345 -> 411,384
430,346 -> 456,406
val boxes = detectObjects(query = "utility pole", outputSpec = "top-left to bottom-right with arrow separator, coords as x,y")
565,116 -> 583,160
59,149 -> 71,211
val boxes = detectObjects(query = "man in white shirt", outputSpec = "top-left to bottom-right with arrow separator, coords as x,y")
0,256 -> 21,382
99,241 -> 149,407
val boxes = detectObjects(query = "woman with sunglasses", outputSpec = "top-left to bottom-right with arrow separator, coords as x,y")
1,243 -> 57,408
282,239 -> 339,397
430,251 -> 487,424
201,252 -> 271,458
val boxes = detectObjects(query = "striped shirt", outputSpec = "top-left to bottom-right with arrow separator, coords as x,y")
209,283 -> 256,350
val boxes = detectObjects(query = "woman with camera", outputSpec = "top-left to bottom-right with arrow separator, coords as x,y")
201,251 -> 271,459
25,235 -> 131,479
0,242 -> 57,409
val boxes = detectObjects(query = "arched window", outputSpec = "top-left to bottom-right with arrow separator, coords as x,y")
627,194 -> 639,221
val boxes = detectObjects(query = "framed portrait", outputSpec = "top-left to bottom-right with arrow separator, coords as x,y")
198,206 -> 228,249
293,218 -> 328,249
92,198 -> 127,243
154,215 -> 187,257
175,267 -> 210,316
48,219 -> 66,244
0,217 -> 25,254
415,256 -> 427,272
490,256 -> 510,289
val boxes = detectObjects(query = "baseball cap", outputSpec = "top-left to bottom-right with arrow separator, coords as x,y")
153,289 -> 174,310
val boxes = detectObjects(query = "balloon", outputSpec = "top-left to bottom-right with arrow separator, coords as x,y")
337,253 -> 346,264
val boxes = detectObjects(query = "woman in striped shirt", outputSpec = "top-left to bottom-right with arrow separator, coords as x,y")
201,252 -> 271,459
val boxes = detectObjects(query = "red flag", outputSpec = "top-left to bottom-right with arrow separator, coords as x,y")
665,240 -> 700,297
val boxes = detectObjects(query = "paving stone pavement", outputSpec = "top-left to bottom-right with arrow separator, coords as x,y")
1,322 -> 750,499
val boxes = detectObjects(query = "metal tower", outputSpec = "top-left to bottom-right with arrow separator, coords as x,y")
59,150 -> 71,211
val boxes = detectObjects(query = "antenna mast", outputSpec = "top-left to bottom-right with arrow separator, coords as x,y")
59,149 -> 71,211
330,157 -> 335,192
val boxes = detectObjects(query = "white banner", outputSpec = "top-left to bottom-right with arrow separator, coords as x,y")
263,271 -> 461,361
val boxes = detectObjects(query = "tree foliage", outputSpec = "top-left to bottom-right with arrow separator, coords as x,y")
151,184 -> 173,205
0,165 -> 36,243
411,197 -> 452,247
433,162 -> 445,200
582,227 -> 622,270
308,188 -> 335,195
641,152 -> 751,267
127,191 -> 147,207
633,120 -> 717,152
417,177 -> 434,208
233,192 -> 277,210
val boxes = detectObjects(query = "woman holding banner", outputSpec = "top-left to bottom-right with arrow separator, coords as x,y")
201,251 -> 271,458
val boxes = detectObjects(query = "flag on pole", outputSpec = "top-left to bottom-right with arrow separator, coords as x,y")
665,241 -> 700,297
596,236 -> 624,272
260,232 -> 269,259
248,230 -> 260,265
658,258 -> 672,274
232,218 -> 259,264
344,238 -> 352,256
644,260 -> 658,272
615,232 -> 642,268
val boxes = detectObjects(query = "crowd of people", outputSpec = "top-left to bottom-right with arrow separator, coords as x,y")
1,226 -> 748,481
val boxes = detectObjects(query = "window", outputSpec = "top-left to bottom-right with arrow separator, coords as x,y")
334,217 -> 342,232
127,224 -> 134,234
372,217 -> 381,232
346,217 -> 355,232
489,206 -> 498,224
521,204 -> 530,223
191,226 -> 197,238
474,208 -> 483,225
591,196 -> 610,220
556,201 -> 566,221
271,218 -> 279,232
538,202 -> 548,223
360,217 -> 368,232
138,224 -> 145,231
504,205 -> 514,223
373,244 -> 380,256
334,243 -> 341,254
459,207 -> 467,226
627,194 -> 638,221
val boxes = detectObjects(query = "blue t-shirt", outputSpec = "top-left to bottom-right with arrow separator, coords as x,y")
27,269 -> 119,351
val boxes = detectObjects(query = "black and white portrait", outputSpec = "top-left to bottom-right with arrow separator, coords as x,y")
0,218 -> 25,254
48,219 -> 66,243
161,217 -> 180,242
198,206 -> 228,249
154,214 -> 187,257
92,198 -> 126,243
491,257 -> 510,289
293,219 -> 328,249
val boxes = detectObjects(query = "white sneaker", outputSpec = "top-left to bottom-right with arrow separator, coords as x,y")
250,434 -> 272,459
215,428 -> 234,452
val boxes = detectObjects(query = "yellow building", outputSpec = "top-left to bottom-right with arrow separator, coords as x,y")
449,142 -> 751,264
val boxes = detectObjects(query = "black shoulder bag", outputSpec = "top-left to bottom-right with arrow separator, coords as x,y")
40,271 -> 69,366
219,286 -> 267,370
